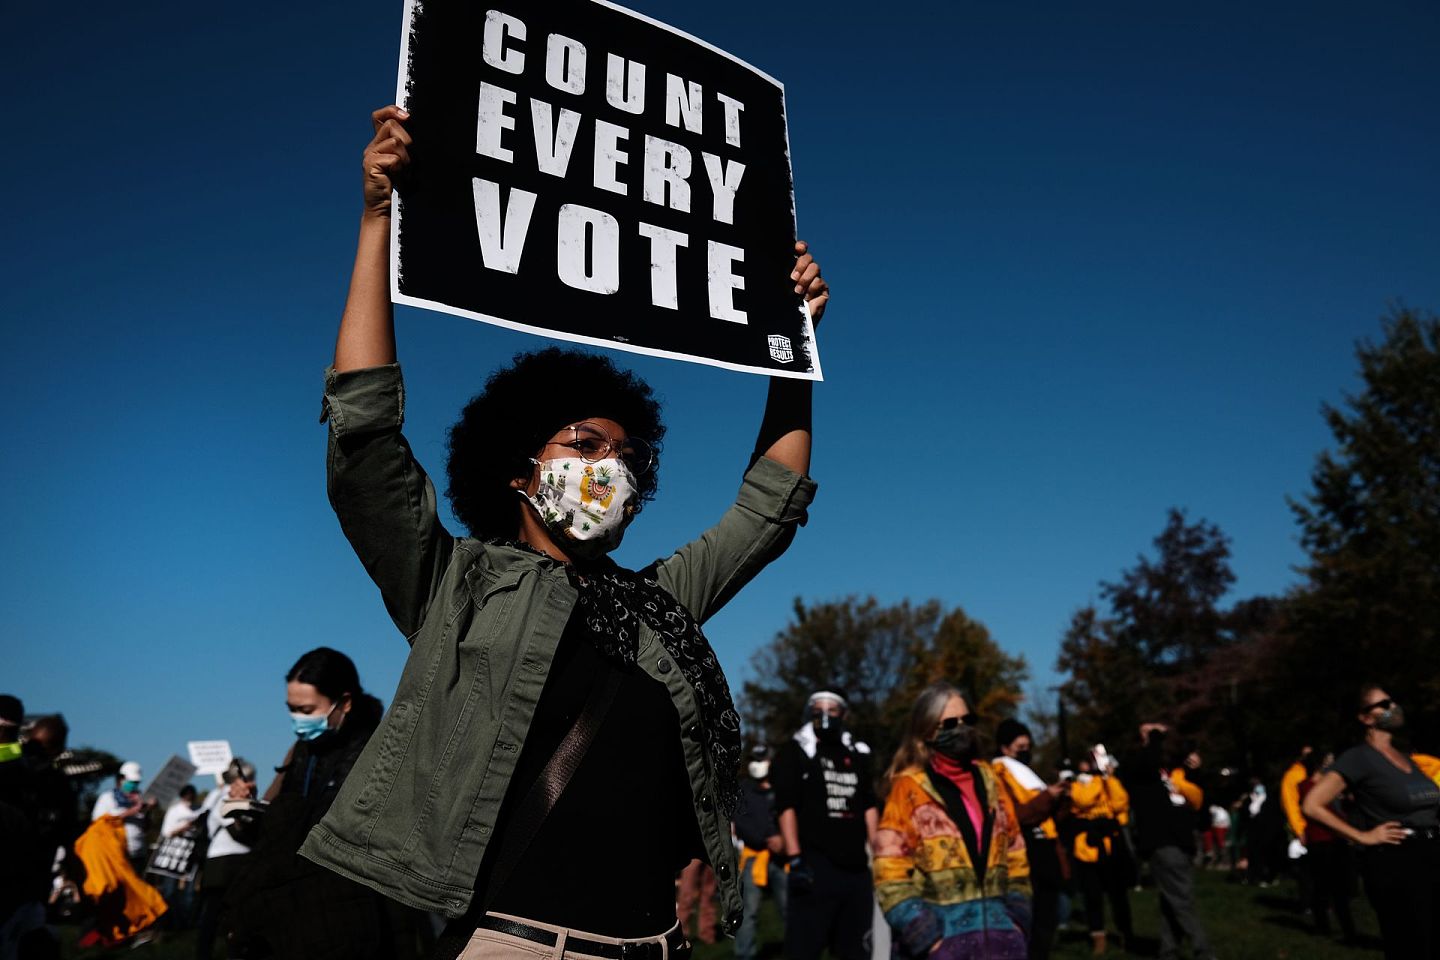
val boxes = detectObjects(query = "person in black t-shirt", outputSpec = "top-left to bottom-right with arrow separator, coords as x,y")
771,688 -> 879,960
1303,683 -> 1440,960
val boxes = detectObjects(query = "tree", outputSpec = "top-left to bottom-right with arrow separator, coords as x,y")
742,596 -> 1028,767
742,596 -> 938,757
1285,307 -> 1440,744
1055,510 -> 1244,758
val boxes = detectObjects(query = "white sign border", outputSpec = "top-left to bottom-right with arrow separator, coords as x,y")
389,0 -> 822,382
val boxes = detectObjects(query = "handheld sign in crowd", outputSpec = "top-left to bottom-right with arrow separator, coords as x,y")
392,0 -> 821,379
144,754 -> 198,806
187,739 -> 233,777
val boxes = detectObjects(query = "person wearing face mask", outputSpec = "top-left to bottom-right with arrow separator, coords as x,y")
91,761 -> 156,870
1302,684 -> 1440,959
1066,748 -> 1131,955
225,647 -> 423,960
769,689 -> 878,960
304,106 -> 828,960
992,719 -> 1067,960
732,745 -> 787,960
874,682 -> 1031,960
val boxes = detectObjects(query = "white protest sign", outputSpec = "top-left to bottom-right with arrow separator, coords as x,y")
187,740 -> 234,776
144,754 -> 198,806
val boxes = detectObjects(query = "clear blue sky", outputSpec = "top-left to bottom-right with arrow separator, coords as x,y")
4,1 -> 1437,789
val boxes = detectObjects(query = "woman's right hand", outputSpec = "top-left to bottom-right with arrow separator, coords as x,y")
1360,821 -> 1407,845
362,105 -> 412,220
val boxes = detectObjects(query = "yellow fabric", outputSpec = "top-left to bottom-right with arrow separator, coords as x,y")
1068,775 -> 1129,863
1169,768 -> 1204,811
1412,753 -> 1440,787
74,816 -> 167,946
739,846 -> 771,887
1280,762 -> 1307,838
990,759 -> 1058,840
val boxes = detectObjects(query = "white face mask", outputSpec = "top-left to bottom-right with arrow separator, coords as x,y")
748,761 -> 770,780
522,457 -> 637,559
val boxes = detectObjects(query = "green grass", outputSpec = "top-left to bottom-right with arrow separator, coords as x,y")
688,870 -> 1384,960
57,870 -> 1384,958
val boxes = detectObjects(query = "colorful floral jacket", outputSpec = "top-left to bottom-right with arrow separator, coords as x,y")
874,764 -> 1032,959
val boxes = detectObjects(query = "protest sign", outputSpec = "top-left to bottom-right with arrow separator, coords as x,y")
148,833 -> 201,881
392,0 -> 820,379
187,740 -> 233,776
144,754 -> 197,806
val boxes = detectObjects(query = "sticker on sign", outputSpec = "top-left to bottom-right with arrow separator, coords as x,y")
187,740 -> 234,776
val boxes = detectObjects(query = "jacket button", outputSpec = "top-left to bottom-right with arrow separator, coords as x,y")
658,659 -> 672,673
699,795 -> 713,811
717,863 -> 730,879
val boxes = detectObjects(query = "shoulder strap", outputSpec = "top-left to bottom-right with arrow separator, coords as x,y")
480,666 -> 623,911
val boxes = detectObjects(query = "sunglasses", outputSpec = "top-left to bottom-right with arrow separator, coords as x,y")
939,714 -> 978,730
1364,698 -> 1395,713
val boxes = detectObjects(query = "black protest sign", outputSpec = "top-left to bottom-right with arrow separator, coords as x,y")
393,0 -> 821,379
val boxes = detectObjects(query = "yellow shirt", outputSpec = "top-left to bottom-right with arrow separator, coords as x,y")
1280,761 -> 1307,839
991,758 -> 1059,840
1069,775 -> 1129,863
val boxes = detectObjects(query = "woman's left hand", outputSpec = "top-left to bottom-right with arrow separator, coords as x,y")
791,240 -> 829,324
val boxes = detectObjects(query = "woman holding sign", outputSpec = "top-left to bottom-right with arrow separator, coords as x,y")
297,106 -> 829,960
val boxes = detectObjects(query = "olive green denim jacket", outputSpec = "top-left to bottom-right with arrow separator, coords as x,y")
299,363 -> 817,932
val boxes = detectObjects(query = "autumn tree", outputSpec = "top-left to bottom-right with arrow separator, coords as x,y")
742,596 -> 1027,766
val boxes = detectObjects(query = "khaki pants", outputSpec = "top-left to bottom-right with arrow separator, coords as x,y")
457,912 -> 687,960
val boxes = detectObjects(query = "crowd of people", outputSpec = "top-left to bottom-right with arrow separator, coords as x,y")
4,676 -> 1439,959
4,104 -> 1438,960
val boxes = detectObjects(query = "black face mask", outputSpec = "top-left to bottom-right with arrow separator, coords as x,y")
812,712 -> 844,743
1014,749 -> 1034,767
928,725 -> 976,762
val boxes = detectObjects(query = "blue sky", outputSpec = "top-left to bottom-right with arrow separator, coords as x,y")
4,1 -> 1437,790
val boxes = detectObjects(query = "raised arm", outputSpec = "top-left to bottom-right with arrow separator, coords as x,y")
324,106 -> 453,636
751,241 -> 828,474
334,105 -> 411,371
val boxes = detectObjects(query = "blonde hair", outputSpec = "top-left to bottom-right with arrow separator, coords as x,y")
885,681 -> 965,787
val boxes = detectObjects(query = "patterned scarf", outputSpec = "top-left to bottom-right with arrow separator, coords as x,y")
570,562 -> 742,818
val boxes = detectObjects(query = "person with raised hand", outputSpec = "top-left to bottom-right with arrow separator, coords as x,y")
299,105 -> 830,960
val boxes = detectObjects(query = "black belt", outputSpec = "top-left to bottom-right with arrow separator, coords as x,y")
1404,826 -> 1440,841
476,915 -> 692,960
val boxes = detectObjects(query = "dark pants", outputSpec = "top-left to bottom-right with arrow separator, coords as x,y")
1306,841 -> 1355,938
1075,853 -> 1132,939
1149,846 -> 1212,960
785,851 -> 872,960
1025,838 -> 1061,960
1361,839 -> 1440,960
195,854 -> 248,960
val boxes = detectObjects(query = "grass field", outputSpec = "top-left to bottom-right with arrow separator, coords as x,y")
58,870 -> 1385,958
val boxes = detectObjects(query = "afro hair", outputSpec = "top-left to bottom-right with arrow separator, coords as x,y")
445,347 -> 665,539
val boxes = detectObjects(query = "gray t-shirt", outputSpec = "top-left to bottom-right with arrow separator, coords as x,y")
1331,744 -> 1440,830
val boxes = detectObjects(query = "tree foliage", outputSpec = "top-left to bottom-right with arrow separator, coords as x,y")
1055,509 -> 1248,759
742,596 -> 1028,767
1282,307 -> 1440,745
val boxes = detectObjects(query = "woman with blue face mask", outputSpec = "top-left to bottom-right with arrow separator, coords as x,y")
223,648 -> 426,960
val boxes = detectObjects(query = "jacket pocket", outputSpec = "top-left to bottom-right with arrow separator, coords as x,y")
353,701 -> 411,817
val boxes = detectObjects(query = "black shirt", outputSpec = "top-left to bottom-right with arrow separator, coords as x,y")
470,617 -> 702,937
771,735 -> 877,870
1331,744 -> 1440,831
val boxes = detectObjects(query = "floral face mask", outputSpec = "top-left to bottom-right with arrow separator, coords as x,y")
521,457 -> 638,559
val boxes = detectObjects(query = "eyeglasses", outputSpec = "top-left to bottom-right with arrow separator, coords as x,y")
939,714 -> 977,731
1364,698 -> 1395,713
544,422 -> 655,475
